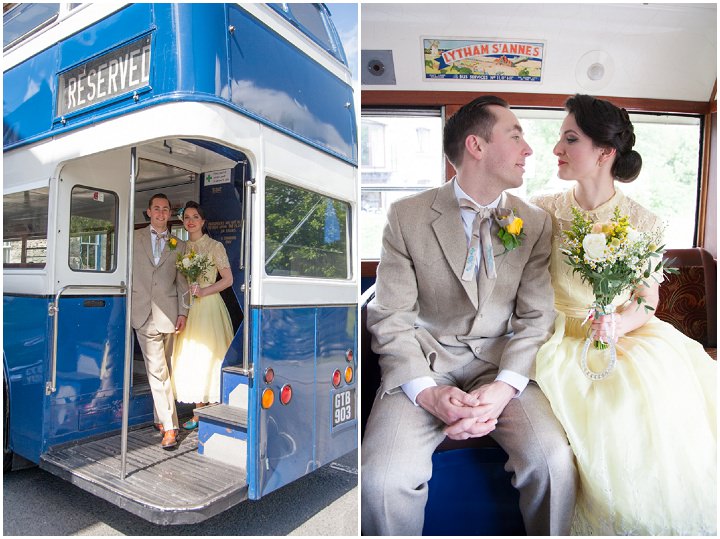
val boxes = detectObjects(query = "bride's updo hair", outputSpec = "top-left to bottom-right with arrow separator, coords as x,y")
565,94 -> 642,183
180,200 -> 209,235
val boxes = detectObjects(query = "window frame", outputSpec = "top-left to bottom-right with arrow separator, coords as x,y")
2,186 -> 50,269
263,176 -> 352,281
68,185 -> 119,273
360,94 -> 710,276
360,107 -> 446,261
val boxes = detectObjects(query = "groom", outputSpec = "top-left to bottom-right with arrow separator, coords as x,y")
131,193 -> 189,449
361,96 -> 577,535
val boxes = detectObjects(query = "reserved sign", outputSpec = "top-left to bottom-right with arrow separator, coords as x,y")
57,35 -> 151,117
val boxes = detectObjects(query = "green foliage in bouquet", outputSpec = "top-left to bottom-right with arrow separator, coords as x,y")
176,249 -> 213,284
562,206 -> 678,348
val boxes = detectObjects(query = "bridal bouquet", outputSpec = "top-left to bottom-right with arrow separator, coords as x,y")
176,250 -> 213,305
562,206 -> 675,379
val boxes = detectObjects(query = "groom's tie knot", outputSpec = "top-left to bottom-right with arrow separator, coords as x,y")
459,199 -> 514,281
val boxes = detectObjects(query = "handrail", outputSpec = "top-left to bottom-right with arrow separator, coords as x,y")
240,177 -> 255,377
47,283 -> 128,396
120,147 -> 138,480
360,283 -> 376,310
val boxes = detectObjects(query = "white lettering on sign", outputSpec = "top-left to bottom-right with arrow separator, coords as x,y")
58,36 -> 152,117
204,169 -> 232,186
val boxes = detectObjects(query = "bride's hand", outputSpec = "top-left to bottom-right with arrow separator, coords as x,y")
591,313 -> 624,343
191,283 -> 203,297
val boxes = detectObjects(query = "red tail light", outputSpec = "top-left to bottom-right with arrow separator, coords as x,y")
264,367 -> 275,384
332,369 -> 342,388
346,349 -> 354,362
280,384 -> 292,405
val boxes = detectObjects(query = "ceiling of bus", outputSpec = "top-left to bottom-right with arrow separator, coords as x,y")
361,3 -> 717,101
134,139 -> 240,225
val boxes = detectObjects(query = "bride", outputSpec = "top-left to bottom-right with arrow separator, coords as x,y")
532,94 -> 716,535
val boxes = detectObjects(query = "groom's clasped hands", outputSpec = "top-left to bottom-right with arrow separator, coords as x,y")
416,382 -> 515,440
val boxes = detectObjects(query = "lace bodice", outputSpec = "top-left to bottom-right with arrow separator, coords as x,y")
185,234 -> 230,287
531,188 -> 663,319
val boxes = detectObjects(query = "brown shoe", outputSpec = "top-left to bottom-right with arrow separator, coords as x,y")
161,429 -> 178,449
154,423 -> 165,434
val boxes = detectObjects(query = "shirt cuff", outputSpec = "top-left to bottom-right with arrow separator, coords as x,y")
495,370 -> 529,397
401,377 -> 437,406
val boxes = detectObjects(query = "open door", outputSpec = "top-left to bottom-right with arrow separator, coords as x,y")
47,148 -> 137,444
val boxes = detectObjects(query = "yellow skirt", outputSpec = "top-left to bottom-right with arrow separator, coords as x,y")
536,314 -> 717,535
171,292 -> 233,404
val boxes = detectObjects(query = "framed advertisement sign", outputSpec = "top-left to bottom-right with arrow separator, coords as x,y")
423,38 -> 544,82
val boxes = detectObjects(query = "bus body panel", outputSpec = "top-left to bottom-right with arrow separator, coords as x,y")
50,296 -> 154,447
3,295 -> 52,463
314,305 -> 357,467
250,305 -> 357,499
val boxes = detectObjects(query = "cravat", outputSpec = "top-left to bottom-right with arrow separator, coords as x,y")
151,229 -> 167,259
458,199 -> 515,280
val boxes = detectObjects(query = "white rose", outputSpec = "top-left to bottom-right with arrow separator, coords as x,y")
626,227 -> 640,243
182,257 -> 191,268
583,233 -> 608,262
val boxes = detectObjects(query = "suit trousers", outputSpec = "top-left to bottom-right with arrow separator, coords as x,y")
361,358 -> 577,536
136,315 -> 179,430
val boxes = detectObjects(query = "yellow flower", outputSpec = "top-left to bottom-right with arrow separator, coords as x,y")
505,217 -> 523,236
168,237 -> 178,250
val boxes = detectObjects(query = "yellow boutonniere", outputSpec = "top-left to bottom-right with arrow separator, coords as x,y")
168,237 -> 178,251
497,215 -> 525,251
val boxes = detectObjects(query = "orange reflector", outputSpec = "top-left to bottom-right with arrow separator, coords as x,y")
346,349 -> 354,362
261,388 -> 275,409
344,366 -> 354,383
332,369 -> 342,388
264,367 -> 275,384
280,384 -> 292,405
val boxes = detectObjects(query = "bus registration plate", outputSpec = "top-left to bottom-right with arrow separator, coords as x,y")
332,388 -> 355,428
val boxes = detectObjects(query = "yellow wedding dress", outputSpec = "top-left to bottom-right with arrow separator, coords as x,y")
171,234 -> 234,404
533,189 -> 717,535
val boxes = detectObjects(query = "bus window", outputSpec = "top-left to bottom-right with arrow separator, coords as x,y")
270,3 -> 341,60
3,187 -> 49,267
360,110 -> 444,259
264,178 -> 350,279
360,108 -> 703,258
68,186 -> 118,272
514,110 -> 702,248
3,3 -> 60,49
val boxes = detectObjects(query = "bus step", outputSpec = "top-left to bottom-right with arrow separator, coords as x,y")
196,403 -> 248,469
221,367 -> 249,408
39,425 -> 248,525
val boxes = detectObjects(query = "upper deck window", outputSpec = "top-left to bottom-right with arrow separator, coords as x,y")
3,3 -> 60,49
268,3 -> 344,63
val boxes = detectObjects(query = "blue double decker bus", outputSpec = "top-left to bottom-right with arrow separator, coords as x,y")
4,3 -> 357,524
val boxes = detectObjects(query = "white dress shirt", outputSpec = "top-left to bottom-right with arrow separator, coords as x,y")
401,180 -> 529,405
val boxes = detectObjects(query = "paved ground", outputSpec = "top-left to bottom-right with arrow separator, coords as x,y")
3,449 -> 358,536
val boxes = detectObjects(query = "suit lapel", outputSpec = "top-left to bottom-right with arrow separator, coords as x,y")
431,181 -> 478,310
140,228 -> 155,265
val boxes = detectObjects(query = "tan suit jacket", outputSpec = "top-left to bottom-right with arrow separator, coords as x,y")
131,227 -> 189,332
367,180 -> 556,395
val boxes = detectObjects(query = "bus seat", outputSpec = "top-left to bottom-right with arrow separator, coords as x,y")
655,248 -> 716,359
360,284 -> 525,535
